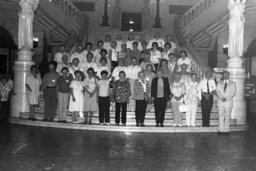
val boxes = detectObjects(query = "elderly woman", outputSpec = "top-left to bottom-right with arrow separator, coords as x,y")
69,58 -> 83,79
83,68 -> 98,124
151,69 -> 171,127
179,63 -> 191,85
170,73 -> 185,127
57,67 -> 72,123
184,73 -> 200,127
145,64 -> 155,112
159,59 -> 173,83
133,71 -> 149,126
69,70 -> 84,124
177,50 -> 191,72
112,71 -> 131,126
150,42 -> 162,69
25,65 -> 41,121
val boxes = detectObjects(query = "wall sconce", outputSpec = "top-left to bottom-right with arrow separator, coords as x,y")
223,43 -> 228,55
33,37 -> 39,49
129,28 -> 134,32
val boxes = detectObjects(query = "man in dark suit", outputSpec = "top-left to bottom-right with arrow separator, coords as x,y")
151,69 -> 171,127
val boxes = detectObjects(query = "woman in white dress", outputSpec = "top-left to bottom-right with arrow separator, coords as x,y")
83,68 -> 98,124
25,65 -> 41,120
69,70 -> 84,123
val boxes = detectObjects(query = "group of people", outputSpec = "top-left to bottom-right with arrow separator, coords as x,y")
26,32 -> 236,135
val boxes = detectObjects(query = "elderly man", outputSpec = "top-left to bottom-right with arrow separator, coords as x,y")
216,71 -> 236,135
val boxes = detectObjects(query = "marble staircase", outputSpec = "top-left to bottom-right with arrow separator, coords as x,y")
18,96 -> 237,127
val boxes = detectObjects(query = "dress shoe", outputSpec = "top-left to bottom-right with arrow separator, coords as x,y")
136,123 -> 140,126
217,132 -> 223,135
160,123 -> 164,127
140,123 -> 145,127
224,132 -> 230,136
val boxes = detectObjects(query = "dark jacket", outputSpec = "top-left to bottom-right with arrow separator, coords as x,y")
151,77 -> 171,101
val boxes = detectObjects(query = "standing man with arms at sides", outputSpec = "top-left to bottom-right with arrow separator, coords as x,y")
216,71 -> 236,135
199,71 -> 216,127
42,63 -> 59,122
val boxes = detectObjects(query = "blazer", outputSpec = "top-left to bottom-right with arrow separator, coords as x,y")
151,77 -> 171,101
216,80 -> 236,108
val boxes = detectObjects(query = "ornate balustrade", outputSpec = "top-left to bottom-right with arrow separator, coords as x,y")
179,0 -> 217,31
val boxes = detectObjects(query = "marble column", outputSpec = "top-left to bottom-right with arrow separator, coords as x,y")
101,0 -> 110,26
11,0 -> 39,117
226,0 -> 246,125
112,0 -> 121,31
153,0 -> 162,28
142,0 -> 151,31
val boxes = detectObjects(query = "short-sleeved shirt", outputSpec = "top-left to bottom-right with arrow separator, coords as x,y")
57,76 -> 72,93
42,71 -> 59,88
98,79 -> 110,97
26,74 -> 41,94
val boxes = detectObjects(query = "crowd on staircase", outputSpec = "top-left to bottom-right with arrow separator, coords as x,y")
21,31 -> 236,135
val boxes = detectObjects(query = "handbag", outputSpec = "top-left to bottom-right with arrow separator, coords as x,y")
179,103 -> 189,113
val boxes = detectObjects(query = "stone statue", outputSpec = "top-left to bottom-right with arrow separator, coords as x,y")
112,0 -> 121,29
228,0 -> 246,57
142,0 -> 151,30
18,0 -> 39,50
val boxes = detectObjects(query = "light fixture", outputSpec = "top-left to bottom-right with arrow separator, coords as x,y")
129,20 -> 134,24
223,43 -> 228,55
129,28 -> 134,32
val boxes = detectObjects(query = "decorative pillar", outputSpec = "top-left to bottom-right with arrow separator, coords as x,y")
153,0 -> 162,28
101,0 -> 109,26
11,0 -> 39,117
112,0 -> 121,31
142,0 -> 151,31
226,0 -> 246,125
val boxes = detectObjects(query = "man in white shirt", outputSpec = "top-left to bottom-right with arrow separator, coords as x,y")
126,57 -> 142,111
198,71 -> 216,127
103,34 -> 112,53
70,45 -> 86,66
216,71 -> 236,135
56,54 -> 70,74
112,58 -> 127,81
54,45 -> 68,64
115,34 -> 124,52
147,32 -> 165,50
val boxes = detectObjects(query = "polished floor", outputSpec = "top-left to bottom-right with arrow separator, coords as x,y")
1,114 -> 256,171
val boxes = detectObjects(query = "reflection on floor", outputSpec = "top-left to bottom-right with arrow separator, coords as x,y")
0,113 -> 256,171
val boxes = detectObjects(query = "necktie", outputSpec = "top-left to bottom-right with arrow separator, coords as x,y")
207,80 -> 210,94
224,81 -> 227,92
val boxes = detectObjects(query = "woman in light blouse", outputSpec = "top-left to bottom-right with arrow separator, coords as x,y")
170,73 -> 185,127
133,71 -> 149,126
184,73 -> 200,127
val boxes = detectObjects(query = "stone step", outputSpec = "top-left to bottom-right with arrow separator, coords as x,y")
9,117 -> 248,133
20,112 -> 236,126
32,109 -> 219,119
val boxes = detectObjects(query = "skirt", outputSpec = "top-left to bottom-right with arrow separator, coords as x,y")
83,92 -> 98,112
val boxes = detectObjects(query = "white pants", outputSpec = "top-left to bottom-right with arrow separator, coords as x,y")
185,104 -> 197,126
218,105 -> 232,132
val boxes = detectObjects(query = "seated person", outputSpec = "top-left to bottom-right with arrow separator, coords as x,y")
140,50 -> 155,71
150,42 -> 162,69
147,32 -> 165,50
103,34 -> 112,53
96,57 -> 111,79
177,50 -> 191,72
82,52 -> 98,78
112,58 -> 127,81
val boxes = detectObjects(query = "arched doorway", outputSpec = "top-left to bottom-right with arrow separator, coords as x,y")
0,26 -> 17,77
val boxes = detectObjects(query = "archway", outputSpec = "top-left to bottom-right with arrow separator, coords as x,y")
0,26 -> 17,77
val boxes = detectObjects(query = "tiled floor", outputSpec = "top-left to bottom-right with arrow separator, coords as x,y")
1,114 -> 256,171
